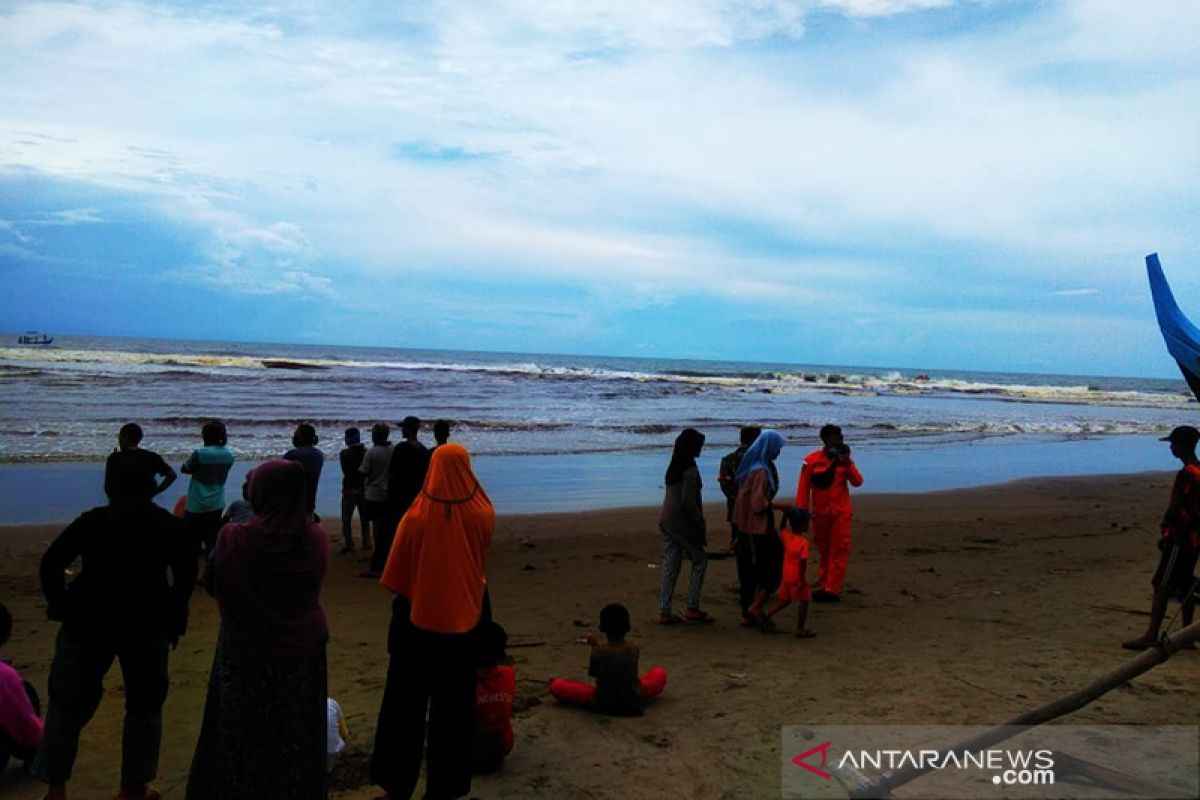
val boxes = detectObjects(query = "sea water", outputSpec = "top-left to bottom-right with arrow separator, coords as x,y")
0,335 -> 1192,522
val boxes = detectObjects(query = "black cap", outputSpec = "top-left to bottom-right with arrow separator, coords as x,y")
1160,426 -> 1200,446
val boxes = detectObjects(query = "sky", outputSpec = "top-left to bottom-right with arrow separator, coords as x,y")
1,0 -> 1198,377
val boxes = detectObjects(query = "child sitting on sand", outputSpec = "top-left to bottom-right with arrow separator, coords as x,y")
764,509 -> 816,638
548,603 -> 666,716
474,622 -> 515,774
0,602 -> 43,775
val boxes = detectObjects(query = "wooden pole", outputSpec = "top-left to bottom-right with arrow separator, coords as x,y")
850,621 -> 1200,798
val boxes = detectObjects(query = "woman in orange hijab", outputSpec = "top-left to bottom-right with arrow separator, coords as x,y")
370,443 -> 494,800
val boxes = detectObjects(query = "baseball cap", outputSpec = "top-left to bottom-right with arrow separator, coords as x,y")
1159,425 -> 1200,446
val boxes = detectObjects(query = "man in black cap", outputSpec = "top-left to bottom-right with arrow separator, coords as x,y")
1122,426 -> 1199,650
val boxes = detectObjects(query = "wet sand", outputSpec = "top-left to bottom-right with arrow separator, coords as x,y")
1,472 -> 1197,798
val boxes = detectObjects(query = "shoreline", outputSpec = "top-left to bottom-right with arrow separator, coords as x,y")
0,468 -> 1178,531
1,473 -> 1197,798
0,433 -> 1177,524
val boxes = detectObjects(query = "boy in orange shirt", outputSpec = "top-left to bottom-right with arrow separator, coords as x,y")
474,622 -> 516,774
765,509 -> 815,637
795,424 -> 863,602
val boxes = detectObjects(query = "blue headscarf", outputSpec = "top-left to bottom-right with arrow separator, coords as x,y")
735,430 -> 785,491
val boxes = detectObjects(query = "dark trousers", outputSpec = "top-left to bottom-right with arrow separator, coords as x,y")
733,528 -> 757,616
0,680 -> 40,773
370,508 -> 404,574
30,629 -> 168,788
184,509 -> 224,555
341,492 -> 368,549
371,598 -> 478,800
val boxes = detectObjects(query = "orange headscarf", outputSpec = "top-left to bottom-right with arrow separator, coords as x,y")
380,443 -> 494,634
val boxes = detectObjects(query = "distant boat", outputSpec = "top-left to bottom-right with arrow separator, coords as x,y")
1146,252 -> 1200,402
17,332 -> 54,345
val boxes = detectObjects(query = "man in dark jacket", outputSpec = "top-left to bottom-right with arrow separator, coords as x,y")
370,416 -> 430,576
31,459 -> 196,800
339,427 -> 368,553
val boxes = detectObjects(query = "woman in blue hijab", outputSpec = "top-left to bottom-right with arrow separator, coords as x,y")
732,430 -> 792,629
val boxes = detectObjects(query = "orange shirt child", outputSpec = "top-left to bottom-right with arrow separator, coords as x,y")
474,620 -> 515,774
474,663 -> 515,773
778,528 -> 812,602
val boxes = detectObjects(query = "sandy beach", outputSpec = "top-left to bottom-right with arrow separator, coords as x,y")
1,473 -> 1198,799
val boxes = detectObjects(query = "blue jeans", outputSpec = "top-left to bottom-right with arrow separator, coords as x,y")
658,528 -> 708,614
30,629 -> 168,788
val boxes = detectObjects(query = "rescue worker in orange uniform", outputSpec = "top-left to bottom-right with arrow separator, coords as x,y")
795,424 -> 863,602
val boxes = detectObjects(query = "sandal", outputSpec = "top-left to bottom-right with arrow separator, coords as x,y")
682,610 -> 715,624
795,629 -> 817,638
656,613 -> 682,625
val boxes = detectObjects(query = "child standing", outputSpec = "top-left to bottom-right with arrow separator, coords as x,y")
548,604 -> 666,716
765,509 -> 816,638
474,622 -> 515,774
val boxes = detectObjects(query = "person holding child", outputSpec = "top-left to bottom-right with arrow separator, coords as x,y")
370,443 -> 494,800
763,509 -> 816,637
657,428 -> 713,624
733,430 -> 793,630
548,603 -> 667,716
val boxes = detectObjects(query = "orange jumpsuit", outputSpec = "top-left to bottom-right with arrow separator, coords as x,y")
795,450 -> 863,596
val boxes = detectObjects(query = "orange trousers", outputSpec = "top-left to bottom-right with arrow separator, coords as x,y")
813,513 -> 852,595
548,668 -> 667,708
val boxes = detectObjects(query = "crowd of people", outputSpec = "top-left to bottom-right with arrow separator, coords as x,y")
657,424 -> 864,636
0,415 -> 1195,799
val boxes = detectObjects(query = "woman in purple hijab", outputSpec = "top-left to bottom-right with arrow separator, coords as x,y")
186,460 -> 330,799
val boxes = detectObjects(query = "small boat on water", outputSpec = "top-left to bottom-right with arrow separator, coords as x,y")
17,332 -> 54,345
1146,252 -> 1200,402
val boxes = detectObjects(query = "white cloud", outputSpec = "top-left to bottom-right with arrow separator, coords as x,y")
1050,288 -> 1099,297
818,0 -> 954,18
0,0 -> 1196,334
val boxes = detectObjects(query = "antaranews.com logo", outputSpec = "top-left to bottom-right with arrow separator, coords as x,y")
781,725 -> 1198,799
792,741 -> 1055,787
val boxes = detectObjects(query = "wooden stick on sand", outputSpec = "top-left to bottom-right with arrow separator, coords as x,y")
837,621 -> 1200,798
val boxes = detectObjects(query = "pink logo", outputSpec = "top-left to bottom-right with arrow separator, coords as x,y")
792,741 -> 833,780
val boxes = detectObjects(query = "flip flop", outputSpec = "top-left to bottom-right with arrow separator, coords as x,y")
656,613 -> 682,625
682,610 -> 715,624
795,630 -> 817,638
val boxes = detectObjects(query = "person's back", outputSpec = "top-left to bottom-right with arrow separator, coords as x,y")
589,639 -> 642,717
361,441 -> 394,502
33,468 -> 197,800
42,503 -> 194,640
182,423 -> 235,515
284,423 -> 324,515
339,440 -> 366,493
386,440 -> 429,514
105,423 -> 177,503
